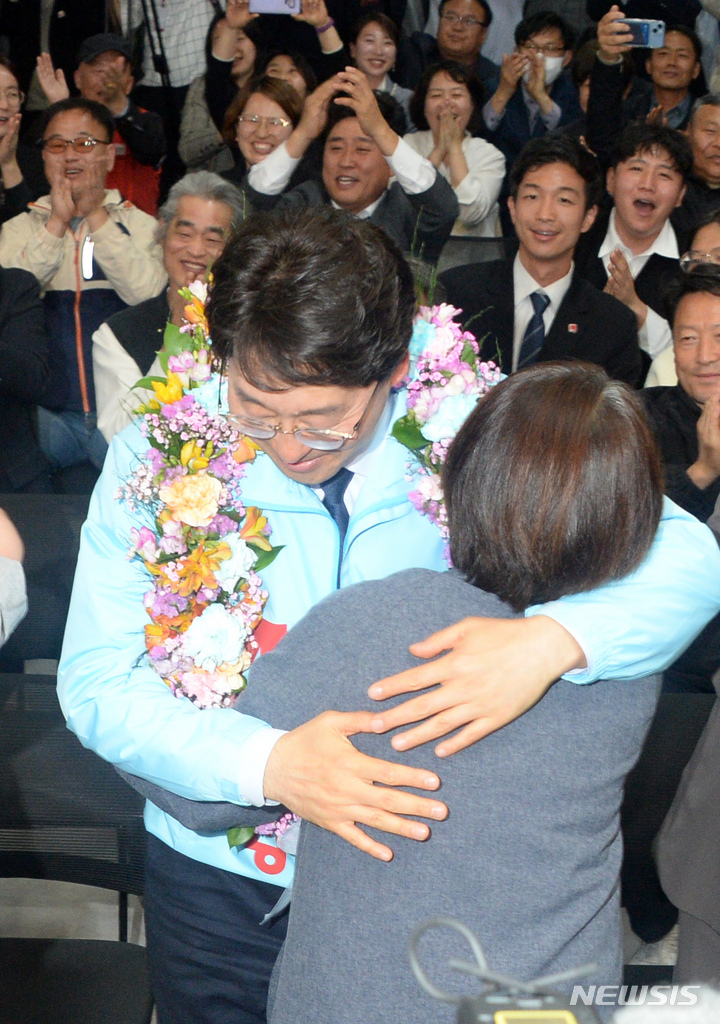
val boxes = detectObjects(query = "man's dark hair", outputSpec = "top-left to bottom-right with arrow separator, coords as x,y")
665,266 -> 720,327
508,134 -> 604,209
515,12 -> 575,51
409,60 -> 485,134
439,0 -> 492,28
37,96 -> 114,143
326,90 -> 407,138
611,121 -> 693,181
207,207 -> 416,390
656,24 -> 702,63
444,362 -> 663,611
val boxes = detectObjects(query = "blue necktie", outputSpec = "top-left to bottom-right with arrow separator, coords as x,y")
321,468 -> 353,584
518,291 -> 550,369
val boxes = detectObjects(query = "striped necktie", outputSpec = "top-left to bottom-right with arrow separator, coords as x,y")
518,291 -> 550,369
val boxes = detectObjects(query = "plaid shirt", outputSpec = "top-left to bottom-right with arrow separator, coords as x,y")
124,0 -> 221,88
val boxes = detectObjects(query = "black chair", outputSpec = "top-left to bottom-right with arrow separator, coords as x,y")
436,236 -> 512,275
0,496 -> 153,1023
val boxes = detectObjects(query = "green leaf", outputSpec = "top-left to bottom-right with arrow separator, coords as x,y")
162,322 -> 192,356
134,375 -> 167,390
460,341 -> 477,365
227,826 -> 256,850
392,417 -> 427,452
251,544 -> 284,572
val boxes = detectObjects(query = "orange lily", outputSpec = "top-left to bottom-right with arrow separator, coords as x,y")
240,506 -> 272,551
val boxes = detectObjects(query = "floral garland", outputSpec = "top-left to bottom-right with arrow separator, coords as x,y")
392,303 -> 501,555
116,279 -> 281,712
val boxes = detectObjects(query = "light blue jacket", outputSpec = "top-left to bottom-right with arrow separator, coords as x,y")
58,391 -> 720,887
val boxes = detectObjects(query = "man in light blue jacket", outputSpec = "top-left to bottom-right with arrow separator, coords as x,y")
58,208 -> 720,1024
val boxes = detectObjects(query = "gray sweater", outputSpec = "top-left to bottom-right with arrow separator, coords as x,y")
121,568 -> 660,1022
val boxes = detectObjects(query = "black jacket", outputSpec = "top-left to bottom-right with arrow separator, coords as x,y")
439,256 -> 644,386
643,384 -> 720,521
574,203 -> 683,317
244,174 -> 458,265
0,268 -> 52,491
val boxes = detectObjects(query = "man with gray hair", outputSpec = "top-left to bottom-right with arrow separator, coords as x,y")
93,170 -> 244,442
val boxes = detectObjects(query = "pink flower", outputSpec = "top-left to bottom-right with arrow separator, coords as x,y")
129,526 -> 159,563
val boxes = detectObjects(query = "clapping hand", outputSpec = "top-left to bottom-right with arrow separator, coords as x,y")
604,248 -> 647,325
498,51 -> 528,96
0,112 -> 21,171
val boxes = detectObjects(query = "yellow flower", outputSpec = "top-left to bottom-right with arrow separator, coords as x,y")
240,506 -> 272,551
180,440 -> 210,472
152,371 -> 184,405
159,473 -> 223,528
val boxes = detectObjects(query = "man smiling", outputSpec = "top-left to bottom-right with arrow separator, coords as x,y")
575,121 -> 691,361
440,134 -> 643,383
59,206 -> 720,1024
0,96 -> 165,474
244,69 -> 458,264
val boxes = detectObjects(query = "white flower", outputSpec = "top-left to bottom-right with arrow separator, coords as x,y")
183,604 -> 249,672
421,392 -> 479,443
215,534 -> 258,593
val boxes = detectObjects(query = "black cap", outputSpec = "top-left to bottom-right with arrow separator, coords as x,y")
76,33 -> 133,67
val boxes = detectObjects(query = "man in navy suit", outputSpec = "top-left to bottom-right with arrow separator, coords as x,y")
440,134 -> 644,386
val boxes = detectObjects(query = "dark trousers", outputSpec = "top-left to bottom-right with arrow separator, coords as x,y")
145,834 -> 288,1024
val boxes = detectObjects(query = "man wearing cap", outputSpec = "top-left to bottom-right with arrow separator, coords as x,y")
37,33 -> 166,215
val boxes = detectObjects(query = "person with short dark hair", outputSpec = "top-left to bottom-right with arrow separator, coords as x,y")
481,11 -> 582,173
35,33 -> 167,215
440,134 -> 644,383
59,205 -> 720,1024
404,60 -> 505,234
244,69 -> 459,262
575,121 -> 691,366
0,96 -> 166,475
397,0 -> 499,92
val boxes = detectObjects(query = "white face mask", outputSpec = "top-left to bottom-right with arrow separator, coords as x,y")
523,54 -> 565,87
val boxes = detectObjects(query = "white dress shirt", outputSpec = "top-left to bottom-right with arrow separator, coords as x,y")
598,209 -> 677,359
248,137 -> 436,209
512,253 -> 574,371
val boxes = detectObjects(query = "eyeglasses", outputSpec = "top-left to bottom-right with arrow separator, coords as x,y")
41,136 -> 112,154
0,88 -> 22,105
521,40 -> 566,55
440,11 -> 485,28
237,114 -> 291,133
680,248 -> 720,271
224,383 -> 380,451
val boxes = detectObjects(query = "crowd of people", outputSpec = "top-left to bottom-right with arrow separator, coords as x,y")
2,0 -> 720,1021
